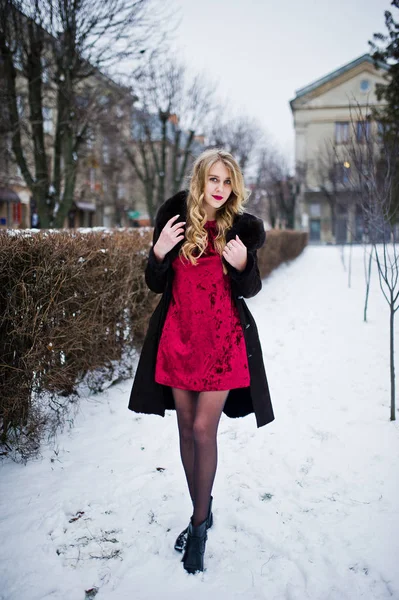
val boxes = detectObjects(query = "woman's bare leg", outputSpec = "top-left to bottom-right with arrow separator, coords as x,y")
172,387 -> 198,504
191,390 -> 229,527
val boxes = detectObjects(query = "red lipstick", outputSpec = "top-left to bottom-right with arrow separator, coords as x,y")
212,195 -> 223,200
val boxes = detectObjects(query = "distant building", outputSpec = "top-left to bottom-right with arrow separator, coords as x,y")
0,12 -> 139,230
290,54 -> 389,243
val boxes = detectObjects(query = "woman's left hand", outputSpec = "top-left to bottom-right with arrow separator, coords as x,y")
222,235 -> 248,272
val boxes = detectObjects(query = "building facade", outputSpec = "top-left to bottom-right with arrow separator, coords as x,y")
0,14 -> 145,231
290,54 -> 389,244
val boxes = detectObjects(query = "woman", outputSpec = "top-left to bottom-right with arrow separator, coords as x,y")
128,148 -> 274,574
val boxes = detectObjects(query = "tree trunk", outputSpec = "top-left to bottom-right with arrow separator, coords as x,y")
175,129 -> 195,193
172,128 -> 181,193
146,179 -> 156,225
55,129 -> 77,228
26,19 -> 53,226
158,112 -> 168,205
363,244 -> 373,322
390,299 -> 396,421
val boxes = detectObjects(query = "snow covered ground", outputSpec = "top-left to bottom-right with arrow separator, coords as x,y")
1,244 -> 398,600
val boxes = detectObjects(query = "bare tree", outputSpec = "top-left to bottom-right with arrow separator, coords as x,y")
314,137 -> 363,286
315,138 -> 361,246
345,103 -> 399,421
249,147 -> 275,224
250,146 -> 297,228
85,85 -> 136,227
0,0 -> 173,227
124,54 -> 215,224
208,112 -> 259,176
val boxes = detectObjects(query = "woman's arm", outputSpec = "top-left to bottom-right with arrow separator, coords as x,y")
144,206 -> 185,294
226,249 -> 262,298
224,216 -> 266,299
144,218 -> 171,294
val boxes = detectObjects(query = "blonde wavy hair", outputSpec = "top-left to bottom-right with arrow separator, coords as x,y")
179,148 -> 250,274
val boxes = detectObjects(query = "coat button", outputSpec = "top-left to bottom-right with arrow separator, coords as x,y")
245,323 -> 250,329
237,295 -> 243,299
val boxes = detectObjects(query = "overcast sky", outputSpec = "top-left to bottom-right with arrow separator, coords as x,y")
171,0 -> 388,168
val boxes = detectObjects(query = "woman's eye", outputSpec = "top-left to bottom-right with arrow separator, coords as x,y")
226,180 -> 231,185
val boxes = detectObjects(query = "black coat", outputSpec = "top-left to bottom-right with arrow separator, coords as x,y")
128,190 -> 275,428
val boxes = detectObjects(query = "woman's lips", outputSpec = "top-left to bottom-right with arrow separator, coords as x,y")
212,195 -> 223,200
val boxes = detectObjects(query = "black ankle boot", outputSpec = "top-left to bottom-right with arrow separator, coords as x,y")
174,496 -> 213,553
182,516 -> 208,574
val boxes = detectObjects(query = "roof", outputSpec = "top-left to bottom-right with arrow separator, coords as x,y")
293,53 -> 389,101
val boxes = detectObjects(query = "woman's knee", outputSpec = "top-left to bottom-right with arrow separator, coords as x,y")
179,420 -> 195,444
192,418 -> 215,445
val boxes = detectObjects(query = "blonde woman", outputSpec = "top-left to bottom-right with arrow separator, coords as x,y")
129,148 -> 274,574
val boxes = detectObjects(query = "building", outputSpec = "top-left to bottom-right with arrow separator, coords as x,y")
70,79 -> 141,228
290,54 -> 389,243
0,13 -> 140,230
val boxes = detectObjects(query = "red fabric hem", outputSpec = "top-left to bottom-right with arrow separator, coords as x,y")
155,376 -> 250,392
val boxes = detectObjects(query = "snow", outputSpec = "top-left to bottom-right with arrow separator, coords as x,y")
1,244 -> 398,600
4,227 -> 152,236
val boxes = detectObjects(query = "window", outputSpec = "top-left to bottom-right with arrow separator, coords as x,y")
102,139 -> 110,164
360,79 -> 370,92
117,183 -> 125,199
356,120 -> 371,143
43,107 -> 53,134
86,128 -> 95,150
89,168 -> 95,191
13,47 -> 23,71
335,162 -> 351,185
42,56 -> 50,84
309,203 -> 321,218
16,95 -> 24,117
335,122 -> 349,144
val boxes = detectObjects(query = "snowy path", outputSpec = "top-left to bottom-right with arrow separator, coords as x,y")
1,245 -> 398,600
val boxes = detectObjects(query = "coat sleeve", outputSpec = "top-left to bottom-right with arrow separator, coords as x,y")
225,221 -> 266,299
144,212 -> 171,294
226,249 -> 262,298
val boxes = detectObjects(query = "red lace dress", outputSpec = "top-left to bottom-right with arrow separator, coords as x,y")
154,220 -> 250,391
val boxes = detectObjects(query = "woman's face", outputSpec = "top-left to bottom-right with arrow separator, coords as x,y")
203,161 -> 232,219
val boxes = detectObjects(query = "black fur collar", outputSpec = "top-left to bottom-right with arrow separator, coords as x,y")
156,190 -> 265,251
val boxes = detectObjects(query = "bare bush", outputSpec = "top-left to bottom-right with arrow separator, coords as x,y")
0,227 -> 155,460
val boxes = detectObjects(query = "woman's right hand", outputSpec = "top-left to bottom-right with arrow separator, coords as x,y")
153,214 -> 186,262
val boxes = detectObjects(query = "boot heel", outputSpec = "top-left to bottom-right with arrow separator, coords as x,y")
206,495 -> 213,529
174,526 -> 188,552
175,495 -> 213,553
182,517 -> 208,574
207,511 -> 213,529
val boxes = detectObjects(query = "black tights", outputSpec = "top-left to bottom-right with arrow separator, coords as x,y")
172,387 -> 229,527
